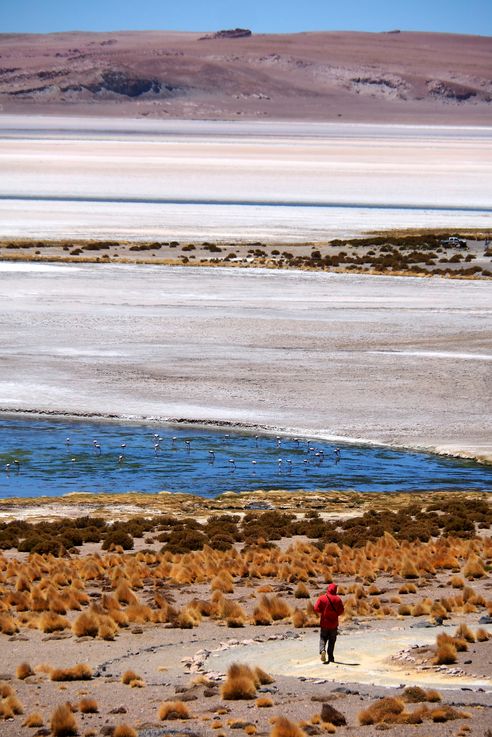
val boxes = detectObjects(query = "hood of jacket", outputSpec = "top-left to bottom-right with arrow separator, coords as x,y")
327,583 -> 338,595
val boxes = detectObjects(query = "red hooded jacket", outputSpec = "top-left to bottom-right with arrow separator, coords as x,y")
314,583 -> 344,629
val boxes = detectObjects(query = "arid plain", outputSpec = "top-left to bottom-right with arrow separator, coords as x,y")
0,29 -> 491,737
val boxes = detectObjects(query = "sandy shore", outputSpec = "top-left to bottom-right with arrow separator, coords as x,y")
0,262 -> 491,464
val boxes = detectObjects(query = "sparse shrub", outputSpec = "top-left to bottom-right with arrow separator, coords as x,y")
455,623 -> 475,642
79,698 -> 98,713
256,696 -> 273,707
50,703 -> 78,737
294,582 -> 310,599
22,712 -> 44,727
50,664 -> 92,681
102,530 -> 134,551
121,670 -> 141,685
221,663 -> 257,700
476,627 -> 490,641
113,726 -> 137,737
158,701 -> 190,720
434,636 -> 457,665
270,716 -> 306,737
255,666 -> 275,685
16,662 -> 34,680
358,696 -> 405,725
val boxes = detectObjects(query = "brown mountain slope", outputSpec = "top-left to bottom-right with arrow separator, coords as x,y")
0,30 -> 491,123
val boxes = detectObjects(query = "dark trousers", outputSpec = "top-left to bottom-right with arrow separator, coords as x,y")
319,627 -> 338,661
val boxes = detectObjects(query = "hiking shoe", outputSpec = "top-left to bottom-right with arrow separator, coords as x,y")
320,651 -> 326,663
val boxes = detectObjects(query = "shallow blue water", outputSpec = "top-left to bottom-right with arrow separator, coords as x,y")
0,417 -> 491,499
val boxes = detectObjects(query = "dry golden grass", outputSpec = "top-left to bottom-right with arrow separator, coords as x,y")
455,623 -> 476,642
358,696 -> 406,725
79,697 -> 98,713
321,724 -> 336,734
434,637 -> 458,665
50,664 -> 92,681
294,582 -> 310,599
270,716 -> 306,737
400,559 -> 419,578
463,555 -> 486,579
38,611 -> 70,633
50,703 -> 78,737
431,705 -> 470,722
255,666 -> 275,685
72,610 -> 99,638
113,725 -> 137,737
253,604 -> 273,625
158,701 -> 190,720
16,661 -> 34,680
22,712 -> 44,727
121,670 -> 141,685
221,663 -> 258,700
476,627 -> 490,641
0,613 -> 18,635
256,696 -> 273,707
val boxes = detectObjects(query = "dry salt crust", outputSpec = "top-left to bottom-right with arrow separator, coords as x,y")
0,116 -> 491,241
0,261 -> 491,464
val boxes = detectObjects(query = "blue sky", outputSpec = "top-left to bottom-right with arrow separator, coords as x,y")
1,0 -> 491,36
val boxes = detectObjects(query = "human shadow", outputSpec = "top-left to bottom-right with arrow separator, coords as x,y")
325,660 -> 360,666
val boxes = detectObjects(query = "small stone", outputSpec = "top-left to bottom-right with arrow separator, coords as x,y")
320,703 -> 347,726
109,706 -> 126,714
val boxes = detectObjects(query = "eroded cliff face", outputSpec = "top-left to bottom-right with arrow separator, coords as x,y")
0,29 -> 491,122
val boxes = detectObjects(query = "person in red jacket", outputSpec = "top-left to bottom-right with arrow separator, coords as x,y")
314,582 -> 344,663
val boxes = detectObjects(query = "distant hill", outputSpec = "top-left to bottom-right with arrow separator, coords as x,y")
0,30 -> 491,123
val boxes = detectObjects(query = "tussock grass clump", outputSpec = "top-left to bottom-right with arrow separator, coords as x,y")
401,686 -> 428,703
16,661 -> 34,680
79,697 -> 98,713
400,559 -> 419,579
221,663 -> 258,700
476,627 -> 490,641
270,716 -> 306,737
426,690 -> 442,703
158,700 -> 190,720
50,664 -> 92,681
455,623 -> 475,642
450,575 -> 465,588
401,686 -> 441,704
434,635 -> 458,665
1,693 -> 24,717
38,612 -> 70,633
463,555 -> 486,579
22,712 -> 44,727
0,613 -> 18,634
255,666 -> 275,685
294,582 -> 310,599
121,670 -> 141,685
431,705 -> 470,722
256,696 -> 273,707
113,725 -> 137,737
50,703 -> 78,737
72,610 -> 99,638
358,696 -> 405,725
253,605 -> 273,626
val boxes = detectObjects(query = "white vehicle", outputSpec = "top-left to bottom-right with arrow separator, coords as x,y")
440,236 -> 467,248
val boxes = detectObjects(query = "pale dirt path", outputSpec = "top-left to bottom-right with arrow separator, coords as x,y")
206,625 -> 492,691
